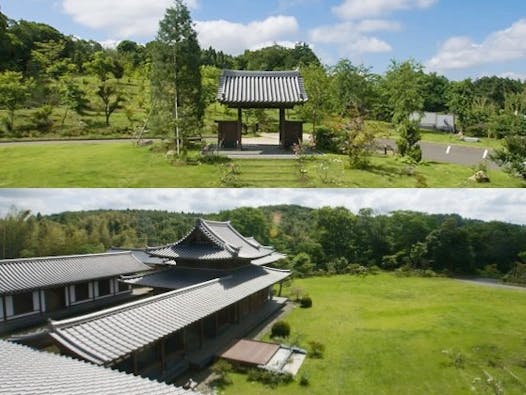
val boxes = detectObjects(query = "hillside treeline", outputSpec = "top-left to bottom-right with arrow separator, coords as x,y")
1,205 -> 525,281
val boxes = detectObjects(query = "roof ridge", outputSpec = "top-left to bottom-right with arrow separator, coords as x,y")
199,219 -> 239,255
0,251 -> 132,265
50,277 -> 222,328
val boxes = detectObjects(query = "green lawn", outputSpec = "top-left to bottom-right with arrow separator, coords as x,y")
225,274 -> 526,395
0,143 -> 523,187
368,120 -> 503,149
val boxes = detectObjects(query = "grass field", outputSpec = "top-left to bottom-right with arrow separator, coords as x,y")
367,120 -> 503,149
225,274 -> 526,395
0,143 -> 522,187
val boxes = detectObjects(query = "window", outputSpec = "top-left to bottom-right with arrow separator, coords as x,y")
118,281 -> 129,293
74,282 -> 90,302
12,292 -> 34,316
98,279 -> 111,297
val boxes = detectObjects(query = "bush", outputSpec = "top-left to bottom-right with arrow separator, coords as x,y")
210,359 -> 233,386
313,126 -> 345,153
300,295 -> 312,308
299,372 -> 310,386
271,320 -> 291,338
348,263 -> 369,276
247,368 -> 293,388
308,341 -> 325,359
31,105 -> 54,133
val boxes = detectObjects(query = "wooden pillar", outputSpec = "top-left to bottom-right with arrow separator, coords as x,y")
133,351 -> 138,375
161,338 -> 166,374
237,108 -> 242,149
279,108 -> 285,145
199,320 -> 204,349
278,281 -> 283,297
214,312 -> 219,337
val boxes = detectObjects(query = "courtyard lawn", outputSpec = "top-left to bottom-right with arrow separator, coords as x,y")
225,274 -> 526,395
0,143 -> 523,187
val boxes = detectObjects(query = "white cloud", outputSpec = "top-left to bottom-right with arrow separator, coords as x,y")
427,19 -> 526,72
62,0 -> 199,38
99,39 -> 120,49
332,0 -> 437,20
195,16 -> 299,55
309,20 -> 398,54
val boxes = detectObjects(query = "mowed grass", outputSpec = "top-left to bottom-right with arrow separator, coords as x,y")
226,274 -> 526,395
0,143 -> 523,187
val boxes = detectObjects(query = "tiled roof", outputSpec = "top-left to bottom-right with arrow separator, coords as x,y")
0,252 -> 151,295
149,219 -> 275,261
217,70 -> 308,107
0,340 -> 193,395
49,266 -> 291,365
123,267 -> 226,290
109,247 -> 170,266
251,252 -> 287,266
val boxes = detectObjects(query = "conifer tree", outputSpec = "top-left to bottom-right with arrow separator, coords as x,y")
151,0 -> 203,156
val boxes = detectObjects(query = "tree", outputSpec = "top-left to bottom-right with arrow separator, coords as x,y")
382,60 -> 425,124
0,71 -> 31,134
58,77 -> 89,126
342,111 -> 375,168
422,72 -> 449,112
424,216 -> 475,274
298,63 -> 330,133
151,0 -> 203,156
383,60 -> 424,162
446,79 -> 475,132
330,59 -> 377,117
84,51 -> 123,126
490,90 -> 526,178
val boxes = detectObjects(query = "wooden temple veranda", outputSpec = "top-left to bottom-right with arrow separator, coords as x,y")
216,70 -> 308,149
25,219 -> 292,382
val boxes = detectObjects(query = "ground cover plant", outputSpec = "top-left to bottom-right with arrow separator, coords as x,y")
225,274 -> 526,394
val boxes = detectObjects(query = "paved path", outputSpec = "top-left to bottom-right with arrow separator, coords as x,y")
456,278 -> 526,292
0,138 -> 139,147
377,138 -> 498,168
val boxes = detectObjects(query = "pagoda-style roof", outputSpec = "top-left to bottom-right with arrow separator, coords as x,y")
217,70 -> 308,108
0,252 -> 151,295
49,266 -> 291,365
0,340 -> 192,394
149,219 -> 277,262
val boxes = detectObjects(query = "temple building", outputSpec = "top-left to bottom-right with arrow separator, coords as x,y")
43,219 -> 291,382
216,70 -> 308,149
0,251 -> 151,334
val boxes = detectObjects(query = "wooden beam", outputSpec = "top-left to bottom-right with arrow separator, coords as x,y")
237,108 -> 242,149
279,108 -> 285,145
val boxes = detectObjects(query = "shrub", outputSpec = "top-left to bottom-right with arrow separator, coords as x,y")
247,369 -> 293,388
308,341 -> 325,359
348,263 -> 369,276
300,295 -> 312,308
31,105 -> 54,133
271,320 -> 290,338
299,372 -> 310,386
211,359 -> 233,386
313,126 -> 345,153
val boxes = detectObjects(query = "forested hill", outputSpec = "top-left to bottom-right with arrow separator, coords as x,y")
1,205 -> 525,280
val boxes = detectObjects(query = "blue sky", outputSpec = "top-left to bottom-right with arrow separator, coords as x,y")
1,189 -> 526,225
2,0 -> 526,80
